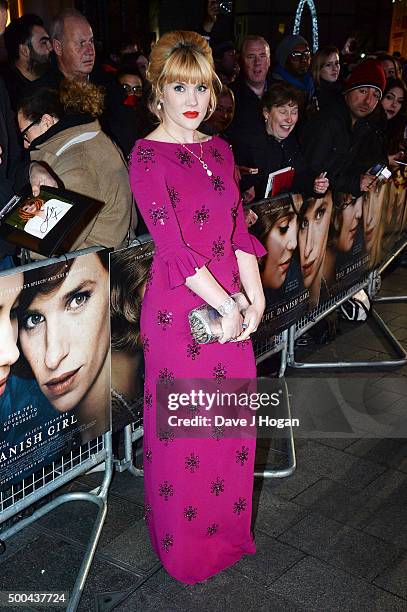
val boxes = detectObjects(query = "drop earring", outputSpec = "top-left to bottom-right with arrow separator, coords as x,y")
157,101 -> 162,110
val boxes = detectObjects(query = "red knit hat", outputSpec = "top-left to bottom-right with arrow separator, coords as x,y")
344,60 -> 386,98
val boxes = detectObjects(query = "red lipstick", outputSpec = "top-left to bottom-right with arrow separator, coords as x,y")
183,111 -> 199,119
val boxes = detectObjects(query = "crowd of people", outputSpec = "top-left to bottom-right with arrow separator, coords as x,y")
0,2 -> 405,269
0,0 -> 406,588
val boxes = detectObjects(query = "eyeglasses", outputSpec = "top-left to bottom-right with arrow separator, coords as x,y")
122,84 -> 143,95
20,118 -> 40,143
290,50 -> 311,60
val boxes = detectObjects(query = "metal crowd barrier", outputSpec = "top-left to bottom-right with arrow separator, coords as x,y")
286,236 -> 407,371
117,233 -> 407,484
0,433 -> 113,612
0,247 -> 115,612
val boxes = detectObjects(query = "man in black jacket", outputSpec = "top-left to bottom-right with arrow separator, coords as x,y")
3,14 -> 53,111
300,60 -> 387,196
226,35 -> 270,163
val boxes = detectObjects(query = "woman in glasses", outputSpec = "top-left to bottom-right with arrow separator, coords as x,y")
117,65 -> 145,108
311,46 -> 342,111
16,80 -> 135,252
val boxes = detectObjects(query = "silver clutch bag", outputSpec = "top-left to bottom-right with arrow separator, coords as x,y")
188,293 -> 250,344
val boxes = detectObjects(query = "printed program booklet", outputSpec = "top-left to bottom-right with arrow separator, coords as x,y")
264,166 -> 295,198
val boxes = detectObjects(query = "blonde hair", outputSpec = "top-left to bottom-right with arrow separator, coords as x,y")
147,30 -> 221,120
59,80 -> 104,117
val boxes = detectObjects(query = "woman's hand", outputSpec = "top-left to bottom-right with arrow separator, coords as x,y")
29,162 -> 58,196
360,173 -> 377,192
219,307 -> 243,344
313,172 -> 329,194
234,300 -> 265,342
244,207 -> 258,227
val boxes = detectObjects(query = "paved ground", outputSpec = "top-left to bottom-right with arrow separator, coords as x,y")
0,264 -> 406,612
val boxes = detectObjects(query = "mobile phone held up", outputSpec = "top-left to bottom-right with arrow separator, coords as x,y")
367,163 -> 392,181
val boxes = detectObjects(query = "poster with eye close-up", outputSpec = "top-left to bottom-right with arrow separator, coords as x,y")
0,249 -> 111,492
250,192 -> 309,337
110,241 -> 154,433
383,171 -> 407,255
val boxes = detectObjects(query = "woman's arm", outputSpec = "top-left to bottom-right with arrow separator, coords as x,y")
185,267 -> 243,344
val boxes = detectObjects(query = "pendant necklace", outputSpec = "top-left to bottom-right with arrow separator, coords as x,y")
161,125 -> 213,177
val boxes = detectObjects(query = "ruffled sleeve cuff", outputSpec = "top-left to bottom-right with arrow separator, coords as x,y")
164,245 -> 211,289
232,232 -> 267,258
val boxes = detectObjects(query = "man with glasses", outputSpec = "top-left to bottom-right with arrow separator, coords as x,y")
272,34 -> 315,108
3,14 -> 53,111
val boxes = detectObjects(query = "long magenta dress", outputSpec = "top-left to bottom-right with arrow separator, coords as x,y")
129,135 -> 266,584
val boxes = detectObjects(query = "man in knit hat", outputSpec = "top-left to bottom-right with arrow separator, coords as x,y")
272,34 -> 315,104
300,59 -> 387,195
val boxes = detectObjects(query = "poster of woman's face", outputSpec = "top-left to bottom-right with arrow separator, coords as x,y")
110,242 -> 154,433
336,195 -> 363,253
298,192 -> 333,309
0,273 -> 23,397
250,193 -> 309,335
254,194 -> 299,291
17,251 -> 111,441
322,193 -> 367,294
362,185 -> 386,269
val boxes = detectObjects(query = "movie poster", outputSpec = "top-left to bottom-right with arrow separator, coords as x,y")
250,193 -> 309,337
323,192 -> 369,297
0,249 -> 111,492
110,241 -> 154,434
361,183 -> 388,271
383,171 -> 407,255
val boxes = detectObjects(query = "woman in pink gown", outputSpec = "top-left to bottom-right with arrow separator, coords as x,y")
129,30 -> 266,584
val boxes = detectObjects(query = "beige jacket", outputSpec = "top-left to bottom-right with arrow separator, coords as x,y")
30,119 -> 136,251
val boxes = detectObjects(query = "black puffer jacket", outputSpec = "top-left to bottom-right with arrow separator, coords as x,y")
300,97 -> 387,196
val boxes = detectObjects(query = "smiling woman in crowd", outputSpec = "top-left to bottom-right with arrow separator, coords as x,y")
238,82 -> 329,200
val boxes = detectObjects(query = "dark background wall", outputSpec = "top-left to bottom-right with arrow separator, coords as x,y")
10,0 -> 394,55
